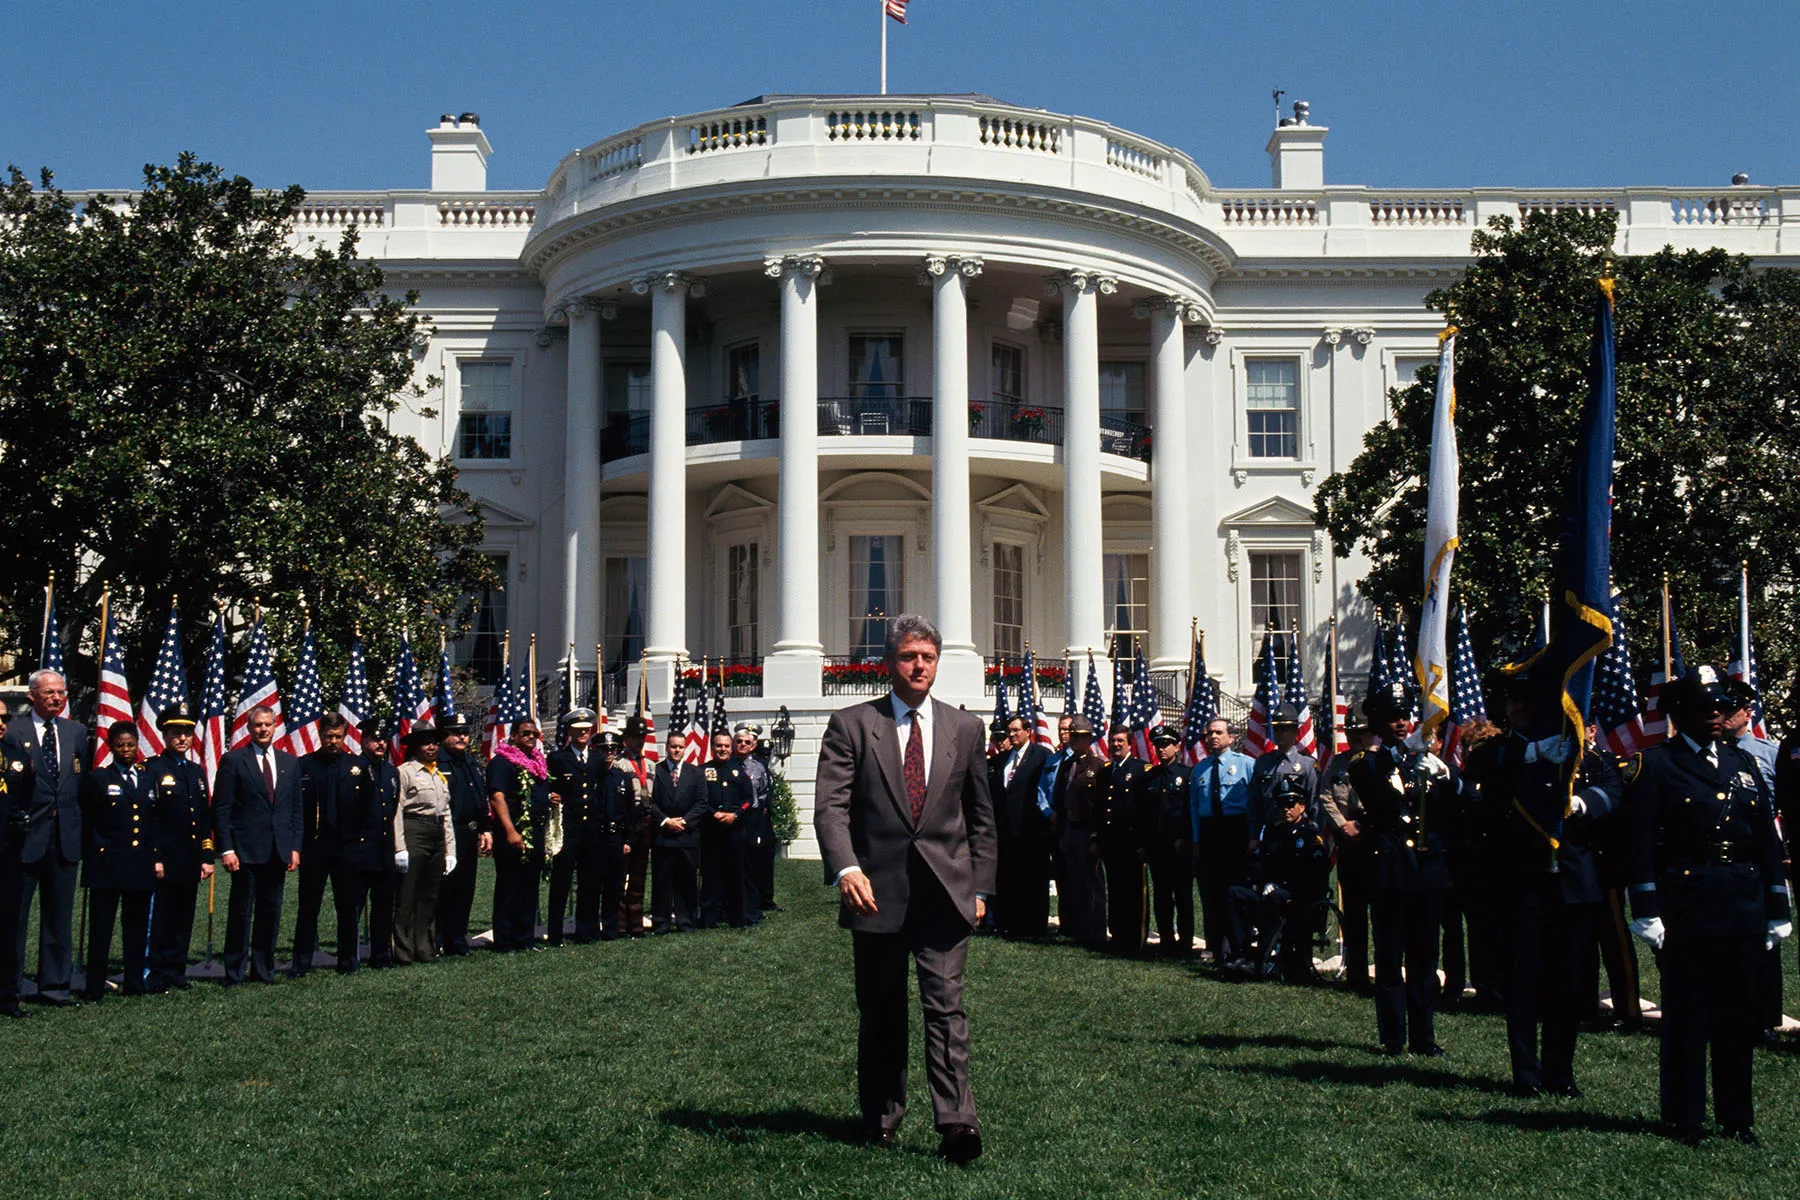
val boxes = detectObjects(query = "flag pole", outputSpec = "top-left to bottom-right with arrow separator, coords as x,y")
880,0 -> 888,95
1182,617 -> 1198,743
528,633 -> 539,727
41,571 -> 54,669
1659,573 -> 1672,681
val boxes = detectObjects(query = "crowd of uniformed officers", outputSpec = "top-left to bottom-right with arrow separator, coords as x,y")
986,663 -> 1797,1146
0,671 -> 781,1019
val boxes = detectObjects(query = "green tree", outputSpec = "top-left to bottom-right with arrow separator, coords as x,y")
0,155 -> 493,700
1316,210 -> 1800,722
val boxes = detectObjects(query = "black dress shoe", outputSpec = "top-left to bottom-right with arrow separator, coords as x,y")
1411,1044 -> 1448,1058
865,1127 -> 898,1148
1726,1128 -> 1760,1146
1544,1081 -> 1582,1099
939,1123 -> 982,1164
1669,1124 -> 1705,1147
33,994 -> 79,1009
1,1006 -> 30,1020
1379,1043 -> 1405,1057
1513,1082 -> 1543,1099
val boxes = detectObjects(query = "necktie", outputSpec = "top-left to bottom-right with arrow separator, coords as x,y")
1209,756 -> 1222,819
41,721 -> 59,790
262,749 -> 276,803
904,709 -> 927,824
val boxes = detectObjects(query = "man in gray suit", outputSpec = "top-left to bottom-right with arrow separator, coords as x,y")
1,670 -> 87,1008
815,614 -> 997,1165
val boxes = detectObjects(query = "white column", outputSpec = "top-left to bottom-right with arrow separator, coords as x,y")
1144,296 -> 1197,670
923,254 -> 983,697
764,254 -> 827,698
634,270 -> 704,701
1050,269 -> 1115,664
561,298 -> 612,679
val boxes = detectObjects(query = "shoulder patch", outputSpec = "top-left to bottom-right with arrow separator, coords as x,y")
1350,751 -> 1366,764
1620,753 -> 1643,785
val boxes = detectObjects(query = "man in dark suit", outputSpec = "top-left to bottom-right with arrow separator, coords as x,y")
145,704 -> 212,992
545,709 -> 606,945
2,670 -> 86,1007
435,718 -> 491,957
0,700 -> 29,1017
298,714 -> 395,974
212,705 -> 301,985
699,730 -> 756,929
988,715 -> 1051,939
1143,724 -> 1194,958
650,729 -> 709,933
1097,727 -> 1151,954
815,613 -> 997,1165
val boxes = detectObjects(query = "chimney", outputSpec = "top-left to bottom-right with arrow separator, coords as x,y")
429,113 -> 492,192
1265,100 -> 1327,189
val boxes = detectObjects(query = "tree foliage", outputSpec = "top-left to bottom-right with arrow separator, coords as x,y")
1316,210 -> 1800,723
0,154 -> 493,700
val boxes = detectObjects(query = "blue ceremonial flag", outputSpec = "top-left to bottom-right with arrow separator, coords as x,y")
1179,632 -> 1218,767
137,605 -> 190,756
338,640 -> 372,754
1108,648 -> 1132,745
286,626 -> 325,756
1081,651 -> 1108,745
40,579 -> 67,716
1318,621 -> 1349,768
1389,621 -> 1420,720
1540,277 -> 1618,736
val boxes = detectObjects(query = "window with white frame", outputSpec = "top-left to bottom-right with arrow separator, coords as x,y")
604,362 -> 653,417
1245,359 -> 1299,459
726,542 -> 759,659
849,334 -> 904,399
456,360 -> 513,460
603,556 -> 647,672
1099,361 -> 1147,422
992,542 -> 1024,658
991,344 -> 1025,407
849,534 -> 905,658
1394,356 -> 1435,389
1249,551 -> 1304,680
449,552 -> 508,684
1103,552 -> 1149,657
727,342 -> 760,401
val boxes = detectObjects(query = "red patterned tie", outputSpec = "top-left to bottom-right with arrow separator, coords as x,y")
903,710 -> 926,824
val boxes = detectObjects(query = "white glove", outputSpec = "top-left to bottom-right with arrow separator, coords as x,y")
1766,920 -> 1793,951
1567,794 -> 1587,817
1629,916 -> 1665,951
1422,754 -> 1450,781
394,849 -> 411,873
444,854 -> 458,876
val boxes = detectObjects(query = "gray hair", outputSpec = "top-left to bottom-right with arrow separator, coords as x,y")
884,613 -> 942,659
26,669 -> 66,692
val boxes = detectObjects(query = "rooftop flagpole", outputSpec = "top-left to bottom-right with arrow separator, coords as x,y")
880,0 -> 888,95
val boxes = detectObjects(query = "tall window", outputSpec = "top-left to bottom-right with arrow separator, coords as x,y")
727,343 -> 760,401
992,542 -> 1024,658
849,535 -> 904,659
991,344 -> 1025,407
603,362 -> 653,418
603,556 -> 647,672
457,361 -> 512,460
450,553 -> 508,684
1246,359 -> 1299,458
1099,361 -> 1147,421
727,542 -> 759,658
848,334 -> 904,399
1103,552 -> 1149,657
1250,551 -> 1304,681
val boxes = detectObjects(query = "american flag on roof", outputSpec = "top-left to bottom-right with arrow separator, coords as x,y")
1317,625 -> 1349,770
1243,633 -> 1279,759
989,659 -> 1012,758
1642,612 -> 1686,747
286,626 -> 325,756
40,580 -> 68,716
1282,629 -> 1316,758
229,618 -> 285,751
884,0 -> 908,23
199,612 -> 230,788
92,604 -> 133,768
137,604 -> 189,757
1081,651 -> 1108,748
1179,633 -> 1218,767
1594,592 -> 1651,757
1729,565 -> 1767,740
1128,645 -> 1162,760
1442,606 -> 1487,767
435,645 -> 459,725
1021,646 -> 1055,748
482,645 -> 514,760
338,640 -> 372,755
390,633 -> 432,764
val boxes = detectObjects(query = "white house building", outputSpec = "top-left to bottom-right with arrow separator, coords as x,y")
273,94 -> 1795,854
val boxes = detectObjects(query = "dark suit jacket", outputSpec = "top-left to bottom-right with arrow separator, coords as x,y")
2,713 -> 87,864
212,743 -> 302,865
80,762 -> 160,891
300,751 -> 393,871
652,760 -> 709,848
814,695 -> 997,935
989,743 -> 1050,839
546,746 -> 607,836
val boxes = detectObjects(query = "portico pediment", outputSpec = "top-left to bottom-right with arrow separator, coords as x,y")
976,483 -> 1050,522
702,483 -> 775,519
1219,496 -> 1318,530
462,498 -> 533,530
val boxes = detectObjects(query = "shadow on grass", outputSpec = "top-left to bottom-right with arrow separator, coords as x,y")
1168,1032 -> 1364,1054
1209,1059 -> 1514,1095
660,1106 -> 867,1146
1418,1107 -> 1660,1136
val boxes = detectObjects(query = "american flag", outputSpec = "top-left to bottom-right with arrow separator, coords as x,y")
40,582 -> 68,716
285,627 -> 325,756
1442,606 -> 1487,767
229,618 -> 285,750
1390,619 -> 1421,720
709,671 -> 727,755
1365,610 -> 1393,710
92,606 -> 134,768
199,612 -> 230,789
683,668 -> 709,765
1282,629 -> 1317,757
884,0 -> 907,23
669,670 -> 693,765
1021,646 -> 1055,748
1108,649 -> 1132,746
1594,592 -> 1651,757
1128,645 -> 1162,760
1243,632 -> 1279,758
482,649 -> 515,760
1729,566 -> 1766,739
1642,620 -> 1686,747
1081,651 -> 1108,747
435,646 -> 459,725
1317,628 -> 1349,770
1179,633 -> 1218,767
137,604 -> 189,757
390,633 -> 432,764
989,659 -> 1012,758
517,656 -> 536,728
339,640 -> 372,755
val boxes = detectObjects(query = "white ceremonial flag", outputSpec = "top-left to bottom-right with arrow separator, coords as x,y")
1413,328 -> 1459,746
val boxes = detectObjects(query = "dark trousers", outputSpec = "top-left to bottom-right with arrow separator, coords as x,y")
1055,823 -> 1105,946
0,840 -> 19,1010
754,816 -> 778,906
1503,883 -> 1592,1089
16,855 -> 78,1001
852,865 -> 977,1133
622,835 -> 652,936
1759,944 -> 1784,1032
291,854 -> 334,976
394,816 -> 446,964
1337,851 -> 1374,989
1102,851 -> 1147,954
1372,888 -> 1445,1051
1148,841 -> 1195,955
1659,930 -> 1760,1133
995,820 -> 1053,938
743,810 -> 774,918
223,858 -> 287,984
650,845 -> 700,932
331,863 -> 394,970
548,833 -> 602,943
436,829 -> 482,955
1593,886 -> 1641,1028
1194,816 -> 1249,962
491,844 -> 541,951
84,886 -> 153,997
1443,885 -> 1505,1002
148,876 -> 200,987
700,823 -> 748,929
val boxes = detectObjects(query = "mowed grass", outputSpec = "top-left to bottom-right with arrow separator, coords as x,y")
5,860 -> 1800,1198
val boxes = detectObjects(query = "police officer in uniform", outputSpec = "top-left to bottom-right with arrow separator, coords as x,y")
1142,724 -> 1193,958
1349,682 -> 1457,1055
1319,721 -> 1376,992
545,709 -> 605,945
699,730 -> 756,929
145,704 -> 212,992
1097,727 -> 1150,954
358,722 -> 402,966
599,725 -> 646,939
1050,717 -> 1106,947
1228,775 -> 1331,981
1626,666 -> 1792,1144
435,718 -> 491,957
730,723 -> 771,926
293,714 -> 354,977
1189,717 -> 1256,966
80,722 -> 161,1000
621,716 -> 661,935
1722,679 -> 1783,1039
331,715 -> 399,972
1250,705 -> 1320,834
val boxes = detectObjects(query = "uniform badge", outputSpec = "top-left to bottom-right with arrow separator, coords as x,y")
1620,753 -> 1643,785
7,760 -> 22,774
107,784 -> 122,796
73,758 -> 82,774
705,767 -> 718,782
350,764 -> 362,776
1225,765 -> 1238,778
161,775 -> 176,786
1737,771 -> 1756,789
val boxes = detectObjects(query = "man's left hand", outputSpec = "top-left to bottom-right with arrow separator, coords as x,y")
974,896 -> 986,924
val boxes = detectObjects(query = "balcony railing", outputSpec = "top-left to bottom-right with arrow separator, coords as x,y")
817,396 -> 933,437
1100,416 -> 1153,462
822,656 -> 893,697
691,398 -> 779,445
969,401 -> 1061,447
982,656 -> 1068,700
681,657 -> 764,699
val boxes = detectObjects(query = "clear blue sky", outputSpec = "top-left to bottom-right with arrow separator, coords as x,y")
4,1 -> 1791,193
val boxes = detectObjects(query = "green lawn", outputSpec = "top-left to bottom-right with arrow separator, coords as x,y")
5,860 -> 1800,1198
